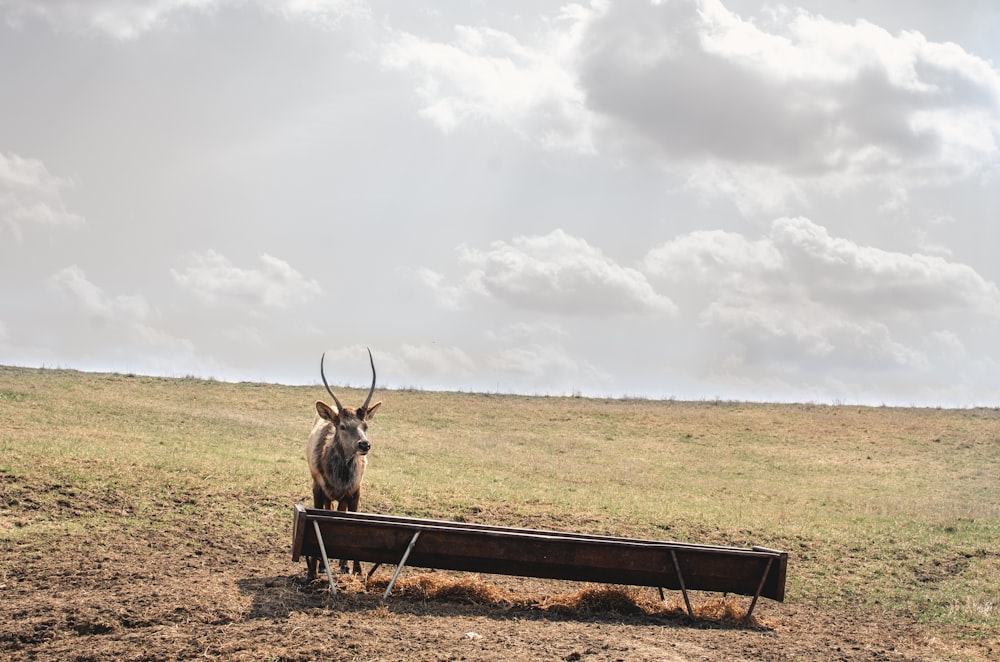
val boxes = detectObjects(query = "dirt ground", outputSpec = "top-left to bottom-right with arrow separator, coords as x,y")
2,512 -> 994,662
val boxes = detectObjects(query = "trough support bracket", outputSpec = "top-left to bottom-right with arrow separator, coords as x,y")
670,550 -> 694,619
382,530 -> 421,601
743,557 -> 774,625
313,520 -> 337,595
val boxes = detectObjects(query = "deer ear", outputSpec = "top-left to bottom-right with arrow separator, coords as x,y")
316,401 -> 339,421
363,401 -> 382,420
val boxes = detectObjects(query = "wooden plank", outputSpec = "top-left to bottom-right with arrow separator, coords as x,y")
292,506 -> 788,601
300,507 -> 746,553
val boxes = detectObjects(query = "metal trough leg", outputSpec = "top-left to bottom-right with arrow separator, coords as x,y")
382,530 -> 421,601
743,557 -> 774,625
313,520 -> 336,595
670,550 -> 694,619
365,563 -> 382,586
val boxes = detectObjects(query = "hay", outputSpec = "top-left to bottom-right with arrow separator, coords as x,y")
694,595 -> 763,627
542,585 -> 651,616
370,573 -> 516,607
364,573 -> 764,627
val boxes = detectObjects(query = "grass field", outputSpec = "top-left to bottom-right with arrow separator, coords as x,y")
1,365 -> 998,660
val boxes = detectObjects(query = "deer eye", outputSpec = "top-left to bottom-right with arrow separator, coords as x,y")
339,424 -> 346,431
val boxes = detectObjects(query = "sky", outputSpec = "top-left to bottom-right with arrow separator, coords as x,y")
1,0 -> 999,407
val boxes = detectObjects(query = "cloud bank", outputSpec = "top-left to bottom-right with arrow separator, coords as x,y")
386,0 -> 1000,215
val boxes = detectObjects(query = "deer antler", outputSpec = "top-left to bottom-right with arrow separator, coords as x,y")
319,352 -> 344,413
360,347 -> 376,414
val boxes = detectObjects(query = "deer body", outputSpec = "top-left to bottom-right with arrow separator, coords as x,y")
305,350 -> 381,580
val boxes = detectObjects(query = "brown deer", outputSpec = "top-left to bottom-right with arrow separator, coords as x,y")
305,349 -> 381,580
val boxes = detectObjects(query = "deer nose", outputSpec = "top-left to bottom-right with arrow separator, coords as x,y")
358,440 -> 371,453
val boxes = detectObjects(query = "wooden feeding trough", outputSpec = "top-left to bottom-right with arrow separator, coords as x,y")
292,504 -> 787,622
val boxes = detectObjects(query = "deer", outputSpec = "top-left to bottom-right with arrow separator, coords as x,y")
305,349 -> 381,580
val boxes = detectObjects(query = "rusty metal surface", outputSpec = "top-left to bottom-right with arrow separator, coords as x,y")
292,504 -> 787,602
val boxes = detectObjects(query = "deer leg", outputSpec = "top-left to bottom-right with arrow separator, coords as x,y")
312,483 -> 329,509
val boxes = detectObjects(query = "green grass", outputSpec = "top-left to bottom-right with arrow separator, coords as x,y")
1,365 -> 998,647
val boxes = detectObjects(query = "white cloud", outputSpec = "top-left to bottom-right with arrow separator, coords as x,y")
769,216 -> 1000,315
381,6 -> 598,153
0,0 -> 216,39
427,229 -> 676,316
0,152 -> 85,240
416,267 -> 485,311
702,296 -> 928,369
48,265 -> 191,350
682,161 -> 808,217
0,0 -> 366,39
642,216 -> 1000,372
172,250 -> 323,308
49,265 -> 151,319
646,216 -> 1000,317
642,228 -> 782,283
